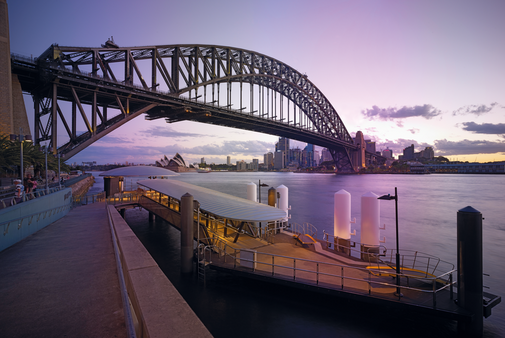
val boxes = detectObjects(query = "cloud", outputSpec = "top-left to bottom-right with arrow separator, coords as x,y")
434,139 -> 505,156
453,103 -> 499,116
161,140 -> 274,157
68,139 -> 274,165
139,126 -> 219,139
407,128 -> 419,134
362,104 -> 441,121
461,122 -> 505,135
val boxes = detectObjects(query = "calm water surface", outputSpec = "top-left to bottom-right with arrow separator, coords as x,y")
92,171 -> 505,337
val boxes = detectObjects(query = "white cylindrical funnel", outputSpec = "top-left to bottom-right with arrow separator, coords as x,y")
247,182 -> 257,202
334,189 -> 351,239
361,191 -> 380,246
276,184 -> 289,221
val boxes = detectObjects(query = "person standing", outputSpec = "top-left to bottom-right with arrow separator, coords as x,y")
14,179 -> 24,204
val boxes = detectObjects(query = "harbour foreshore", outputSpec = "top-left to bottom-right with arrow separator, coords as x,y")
0,202 -> 212,338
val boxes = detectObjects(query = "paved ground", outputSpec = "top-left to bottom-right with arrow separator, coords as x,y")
0,202 -> 127,338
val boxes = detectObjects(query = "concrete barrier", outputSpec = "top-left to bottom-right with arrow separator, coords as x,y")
0,188 -> 72,252
107,205 -> 212,338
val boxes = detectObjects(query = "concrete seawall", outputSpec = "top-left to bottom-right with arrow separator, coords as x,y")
108,205 -> 213,337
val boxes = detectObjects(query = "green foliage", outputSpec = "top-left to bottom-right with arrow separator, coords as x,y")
0,133 -> 71,177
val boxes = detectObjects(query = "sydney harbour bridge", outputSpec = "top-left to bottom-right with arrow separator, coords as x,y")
10,42 -> 383,172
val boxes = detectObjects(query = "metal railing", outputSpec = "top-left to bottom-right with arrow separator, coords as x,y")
203,243 -> 455,308
105,191 -> 142,205
73,191 -> 106,206
376,249 -> 455,282
62,173 -> 92,187
321,231 -> 387,260
1,186 -> 65,209
291,222 -> 318,239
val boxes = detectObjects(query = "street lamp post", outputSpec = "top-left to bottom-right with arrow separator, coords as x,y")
258,180 -> 268,204
44,145 -> 49,194
378,187 -> 403,298
194,200 -> 201,262
55,153 -> 63,188
10,128 -> 32,200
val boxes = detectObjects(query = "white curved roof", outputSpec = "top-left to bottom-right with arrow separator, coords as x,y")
137,179 -> 287,223
100,166 -> 179,177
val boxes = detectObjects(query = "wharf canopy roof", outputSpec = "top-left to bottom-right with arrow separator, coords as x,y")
137,179 -> 287,223
99,166 -> 179,177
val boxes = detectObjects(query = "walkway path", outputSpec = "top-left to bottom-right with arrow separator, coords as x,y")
0,203 -> 127,337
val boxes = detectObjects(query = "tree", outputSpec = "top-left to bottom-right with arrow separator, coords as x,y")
0,133 -> 71,177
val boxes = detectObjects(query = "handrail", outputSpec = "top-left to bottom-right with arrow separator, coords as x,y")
1,186 -> 65,209
322,230 -> 387,259
105,191 -> 141,205
73,191 -> 106,206
291,222 -> 318,239
202,243 -> 455,308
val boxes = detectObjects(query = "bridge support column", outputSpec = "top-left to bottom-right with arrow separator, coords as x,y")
148,211 -> 155,223
457,206 -> 483,336
181,193 -> 194,274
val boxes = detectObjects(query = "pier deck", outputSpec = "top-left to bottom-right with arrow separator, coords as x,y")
197,224 -> 471,322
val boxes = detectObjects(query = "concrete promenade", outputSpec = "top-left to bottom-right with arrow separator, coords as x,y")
0,203 -> 127,337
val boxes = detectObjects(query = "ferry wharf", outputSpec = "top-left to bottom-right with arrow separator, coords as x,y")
0,202 -> 212,338
124,178 -> 500,336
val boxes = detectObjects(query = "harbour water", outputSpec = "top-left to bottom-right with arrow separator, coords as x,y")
90,171 -> 504,337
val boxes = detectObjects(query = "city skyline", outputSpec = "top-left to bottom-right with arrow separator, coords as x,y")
7,0 -> 505,165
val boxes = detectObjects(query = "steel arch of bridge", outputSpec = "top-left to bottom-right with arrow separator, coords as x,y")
13,44 -> 358,171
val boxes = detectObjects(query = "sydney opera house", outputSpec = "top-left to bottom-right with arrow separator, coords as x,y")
155,153 -> 197,172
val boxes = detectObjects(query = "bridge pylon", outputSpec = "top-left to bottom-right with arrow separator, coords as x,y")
0,0 -> 30,137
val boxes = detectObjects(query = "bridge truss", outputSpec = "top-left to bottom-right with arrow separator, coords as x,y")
12,43 -> 361,171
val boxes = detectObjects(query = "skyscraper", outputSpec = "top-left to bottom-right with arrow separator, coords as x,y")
274,151 -> 284,170
264,152 -> 273,170
227,156 -> 231,165
302,144 -> 315,167
275,137 -> 289,168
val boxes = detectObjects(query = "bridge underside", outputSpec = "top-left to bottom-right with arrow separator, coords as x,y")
11,44 -> 366,172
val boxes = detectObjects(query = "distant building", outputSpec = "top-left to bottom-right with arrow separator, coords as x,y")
264,152 -> 273,170
423,147 -> 435,160
401,145 -> 434,161
321,148 -> 333,162
274,150 -> 285,170
236,160 -> 247,171
201,157 -> 205,164
402,144 -> 415,161
425,162 -> 504,174
314,150 -> 320,165
407,161 -> 428,174
156,153 -> 196,172
275,137 -> 289,169
227,156 -> 231,165
252,159 -> 259,171
365,140 -> 376,154
301,144 -> 315,167
382,148 -> 393,159
288,147 -> 302,167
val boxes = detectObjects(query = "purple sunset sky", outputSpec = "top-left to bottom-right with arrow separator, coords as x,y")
7,0 -> 505,165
